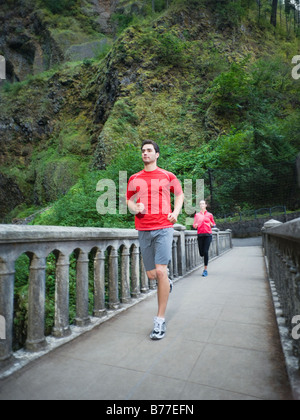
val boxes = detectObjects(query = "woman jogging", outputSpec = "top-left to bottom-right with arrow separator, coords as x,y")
193,200 -> 216,277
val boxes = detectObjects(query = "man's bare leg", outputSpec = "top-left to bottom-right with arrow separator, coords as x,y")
147,264 -> 170,319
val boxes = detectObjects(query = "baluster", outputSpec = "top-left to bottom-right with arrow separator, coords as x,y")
75,250 -> 90,327
140,256 -> 149,293
215,232 -> 220,256
26,255 -> 47,352
53,253 -> 71,338
193,238 -> 196,268
188,239 -> 192,270
175,225 -> 186,276
93,249 -> 107,317
185,239 -> 188,271
187,240 -> 190,270
294,271 -> 300,361
121,247 -> 131,304
194,239 -> 198,266
169,247 -> 174,280
131,246 -> 140,298
209,236 -> 214,259
295,272 -> 300,310
108,248 -> 120,310
173,239 -> 178,278
289,264 -> 298,328
0,259 -> 15,361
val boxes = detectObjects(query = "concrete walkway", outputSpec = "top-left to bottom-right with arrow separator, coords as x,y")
0,243 -> 293,400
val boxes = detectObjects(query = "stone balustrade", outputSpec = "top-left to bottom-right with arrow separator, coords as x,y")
262,218 -> 300,367
0,224 -> 232,365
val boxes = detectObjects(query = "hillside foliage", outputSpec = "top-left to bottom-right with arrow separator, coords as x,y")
1,0 -> 300,349
1,0 -> 299,226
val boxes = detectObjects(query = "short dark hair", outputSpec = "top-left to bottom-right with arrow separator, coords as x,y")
141,140 -> 160,154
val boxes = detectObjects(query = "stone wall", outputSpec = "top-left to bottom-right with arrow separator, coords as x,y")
263,218 -> 300,399
217,212 -> 300,238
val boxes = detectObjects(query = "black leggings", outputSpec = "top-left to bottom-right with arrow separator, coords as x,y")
197,235 -> 212,267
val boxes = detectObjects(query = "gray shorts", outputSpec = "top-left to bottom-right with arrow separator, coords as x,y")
138,228 -> 174,272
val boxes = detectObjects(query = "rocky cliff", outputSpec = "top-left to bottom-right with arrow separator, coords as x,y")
0,0 -> 299,222
0,0 -> 118,82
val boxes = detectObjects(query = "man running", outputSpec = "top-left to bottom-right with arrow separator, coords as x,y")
126,140 -> 184,340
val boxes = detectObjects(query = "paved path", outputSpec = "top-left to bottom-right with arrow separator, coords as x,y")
0,244 -> 293,400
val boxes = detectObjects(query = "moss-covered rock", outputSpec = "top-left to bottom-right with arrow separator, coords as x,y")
0,0 -> 299,222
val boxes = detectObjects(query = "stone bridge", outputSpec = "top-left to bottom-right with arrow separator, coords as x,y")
0,221 -> 300,400
0,225 -> 231,367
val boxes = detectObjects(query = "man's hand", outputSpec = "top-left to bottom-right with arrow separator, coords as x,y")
168,212 -> 179,224
135,203 -> 145,214
127,200 -> 145,215
168,193 -> 184,224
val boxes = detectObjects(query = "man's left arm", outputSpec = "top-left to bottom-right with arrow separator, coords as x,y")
168,193 -> 184,224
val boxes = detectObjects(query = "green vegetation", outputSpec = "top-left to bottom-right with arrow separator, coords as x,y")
1,0 -> 300,348
1,0 -> 299,223
41,0 -> 79,15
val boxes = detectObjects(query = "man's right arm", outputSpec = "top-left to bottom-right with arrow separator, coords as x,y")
126,175 -> 147,215
126,199 -> 145,215
126,175 -> 138,214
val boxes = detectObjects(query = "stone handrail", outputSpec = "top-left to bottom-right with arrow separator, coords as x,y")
0,224 -> 232,365
262,218 -> 300,369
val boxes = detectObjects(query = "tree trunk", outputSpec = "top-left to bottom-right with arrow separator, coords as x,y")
270,0 -> 278,27
257,0 -> 261,23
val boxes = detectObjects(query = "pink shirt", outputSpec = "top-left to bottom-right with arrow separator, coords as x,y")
193,211 -> 216,235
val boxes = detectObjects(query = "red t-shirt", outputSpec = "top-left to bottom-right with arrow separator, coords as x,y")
126,167 -> 183,231
193,211 -> 216,235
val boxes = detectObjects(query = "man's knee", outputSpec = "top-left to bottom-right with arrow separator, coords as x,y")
155,265 -> 168,279
147,269 -> 157,280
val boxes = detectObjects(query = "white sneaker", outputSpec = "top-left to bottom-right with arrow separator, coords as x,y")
150,317 -> 166,340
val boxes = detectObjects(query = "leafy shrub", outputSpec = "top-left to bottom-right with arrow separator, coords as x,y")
41,0 -> 79,15
32,144 -> 142,227
156,32 -> 187,66
206,0 -> 247,28
111,13 -> 135,34
136,28 -> 187,68
206,58 -> 252,116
